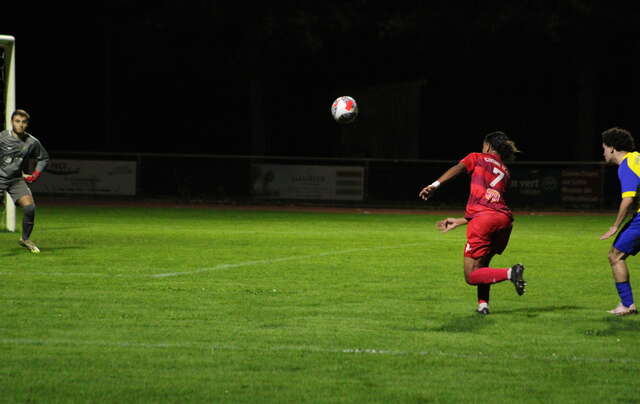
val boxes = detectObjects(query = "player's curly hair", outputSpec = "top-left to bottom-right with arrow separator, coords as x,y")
602,127 -> 635,152
484,131 -> 520,161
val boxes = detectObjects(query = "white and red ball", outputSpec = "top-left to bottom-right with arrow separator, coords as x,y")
331,96 -> 358,124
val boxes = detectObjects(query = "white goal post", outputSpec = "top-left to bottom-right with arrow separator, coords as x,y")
0,35 -> 16,232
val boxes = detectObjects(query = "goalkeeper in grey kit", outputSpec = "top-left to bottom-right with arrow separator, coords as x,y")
0,109 -> 49,253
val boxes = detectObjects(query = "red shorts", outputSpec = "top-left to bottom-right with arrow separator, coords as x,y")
464,212 -> 513,259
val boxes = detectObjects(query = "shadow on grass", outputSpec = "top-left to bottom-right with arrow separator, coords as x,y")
0,245 -> 84,256
495,305 -> 583,317
32,246 -> 85,252
428,305 -> 588,333
38,226 -> 85,231
0,250 -> 24,257
584,316 -> 640,337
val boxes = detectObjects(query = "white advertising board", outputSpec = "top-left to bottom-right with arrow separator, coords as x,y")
30,159 -> 137,196
251,164 -> 364,201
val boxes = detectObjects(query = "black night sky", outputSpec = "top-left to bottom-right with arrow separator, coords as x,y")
4,1 -> 640,162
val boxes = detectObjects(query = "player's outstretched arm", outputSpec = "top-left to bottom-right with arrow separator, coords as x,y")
419,163 -> 466,200
600,197 -> 634,240
436,217 -> 468,232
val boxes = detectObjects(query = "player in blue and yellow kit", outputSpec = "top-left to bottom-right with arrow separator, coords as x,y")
600,127 -> 640,316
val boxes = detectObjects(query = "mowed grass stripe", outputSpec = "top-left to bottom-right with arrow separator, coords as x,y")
0,243 -> 431,278
3,337 -> 640,364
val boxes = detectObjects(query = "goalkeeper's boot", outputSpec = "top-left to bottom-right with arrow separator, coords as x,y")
510,264 -> 526,296
476,302 -> 490,315
19,239 -> 40,253
607,302 -> 638,316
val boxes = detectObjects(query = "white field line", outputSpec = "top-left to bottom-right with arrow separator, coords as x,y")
1,337 -> 638,364
0,243 -> 429,279
151,242 -> 428,278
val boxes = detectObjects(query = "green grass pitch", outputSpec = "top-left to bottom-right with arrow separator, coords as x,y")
1,205 -> 639,403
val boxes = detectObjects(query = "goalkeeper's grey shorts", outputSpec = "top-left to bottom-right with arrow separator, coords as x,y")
0,179 -> 32,202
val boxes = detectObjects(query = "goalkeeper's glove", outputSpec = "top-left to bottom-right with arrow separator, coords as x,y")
24,170 -> 41,183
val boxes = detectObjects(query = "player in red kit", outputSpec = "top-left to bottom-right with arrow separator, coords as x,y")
419,131 -> 526,315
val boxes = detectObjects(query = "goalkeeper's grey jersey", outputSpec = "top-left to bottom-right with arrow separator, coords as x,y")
0,129 -> 49,185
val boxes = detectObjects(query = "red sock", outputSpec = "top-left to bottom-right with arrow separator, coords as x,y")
468,267 -> 509,285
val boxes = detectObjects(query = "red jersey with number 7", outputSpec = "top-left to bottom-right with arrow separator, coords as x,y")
460,152 -> 512,220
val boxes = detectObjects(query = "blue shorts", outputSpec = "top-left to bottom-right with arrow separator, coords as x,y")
614,214 -> 640,256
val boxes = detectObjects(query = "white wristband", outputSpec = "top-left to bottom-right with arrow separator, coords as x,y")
431,180 -> 441,188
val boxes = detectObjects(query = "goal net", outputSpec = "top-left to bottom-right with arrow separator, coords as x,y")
0,35 -> 16,232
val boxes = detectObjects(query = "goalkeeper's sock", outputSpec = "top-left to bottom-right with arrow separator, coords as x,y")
615,281 -> 634,308
468,267 -> 509,285
22,204 -> 35,241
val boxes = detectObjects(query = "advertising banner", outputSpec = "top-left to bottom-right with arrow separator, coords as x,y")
508,166 -> 603,209
30,159 -> 137,196
251,164 -> 364,201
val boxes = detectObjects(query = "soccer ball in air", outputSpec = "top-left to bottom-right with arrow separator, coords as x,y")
331,96 -> 358,124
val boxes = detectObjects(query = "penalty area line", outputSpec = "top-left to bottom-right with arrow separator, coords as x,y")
150,242 -> 429,278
